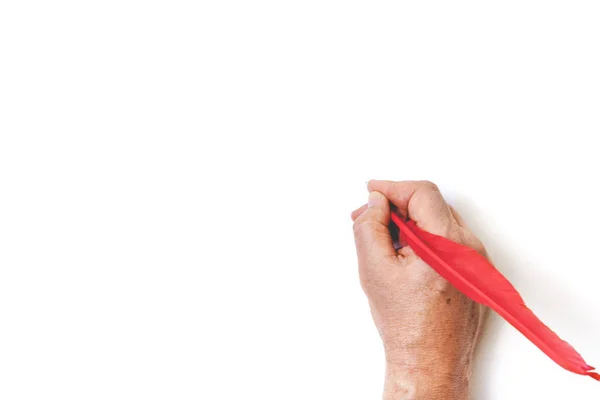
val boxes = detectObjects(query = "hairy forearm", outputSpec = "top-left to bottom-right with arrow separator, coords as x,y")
383,362 -> 470,400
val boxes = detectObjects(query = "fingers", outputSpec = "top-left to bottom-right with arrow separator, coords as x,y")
368,180 -> 453,236
352,191 -> 397,266
351,204 -> 368,221
367,180 -> 422,216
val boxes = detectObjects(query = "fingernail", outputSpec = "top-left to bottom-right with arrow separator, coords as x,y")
368,191 -> 385,207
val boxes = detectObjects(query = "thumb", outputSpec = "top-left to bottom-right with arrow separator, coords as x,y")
352,191 -> 396,267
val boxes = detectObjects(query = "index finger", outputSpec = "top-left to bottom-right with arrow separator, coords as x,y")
367,180 -> 453,236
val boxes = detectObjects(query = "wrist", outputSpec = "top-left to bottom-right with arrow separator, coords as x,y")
383,362 -> 470,400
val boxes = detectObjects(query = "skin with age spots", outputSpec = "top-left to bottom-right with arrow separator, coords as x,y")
351,180 -> 489,400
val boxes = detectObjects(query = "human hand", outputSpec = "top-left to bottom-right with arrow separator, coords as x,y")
352,180 -> 488,400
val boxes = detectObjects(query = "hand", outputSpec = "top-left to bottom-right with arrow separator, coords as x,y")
351,180 -> 488,400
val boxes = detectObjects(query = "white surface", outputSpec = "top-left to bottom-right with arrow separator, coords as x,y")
1,1 -> 600,399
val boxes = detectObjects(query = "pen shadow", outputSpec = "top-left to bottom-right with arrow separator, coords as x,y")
450,196 -> 600,397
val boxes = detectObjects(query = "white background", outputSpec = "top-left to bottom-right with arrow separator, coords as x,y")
1,1 -> 599,399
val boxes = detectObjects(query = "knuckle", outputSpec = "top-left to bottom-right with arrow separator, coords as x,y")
420,180 -> 439,192
352,219 -> 362,236
352,217 -> 371,236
